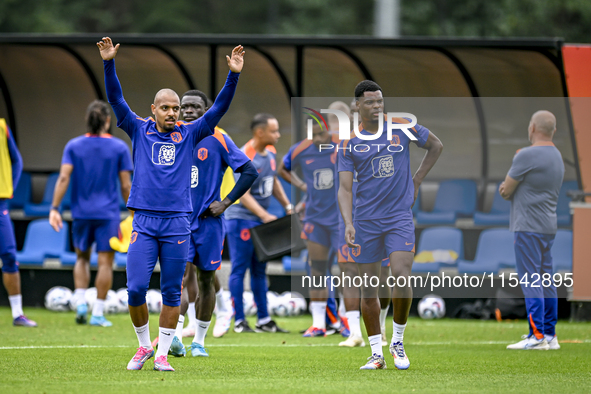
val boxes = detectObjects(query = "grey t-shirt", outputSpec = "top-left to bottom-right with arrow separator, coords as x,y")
508,144 -> 564,234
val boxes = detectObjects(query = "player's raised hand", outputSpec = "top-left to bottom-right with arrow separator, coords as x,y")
49,210 -> 63,232
97,37 -> 120,61
227,45 -> 245,73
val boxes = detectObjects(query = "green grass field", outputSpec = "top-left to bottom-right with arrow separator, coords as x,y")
1,308 -> 590,393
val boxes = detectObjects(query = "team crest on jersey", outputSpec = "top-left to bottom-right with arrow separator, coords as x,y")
152,142 -> 176,165
191,166 -> 198,188
171,132 -> 183,143
130,231 -> 138,245
371,155 -> 394,178
390,135 -> 400,146
240,229 -> 251,241
351,246 -> 361,257
198,148 -> 208,161
259,176 -> 274,198
313,168 -> 334,190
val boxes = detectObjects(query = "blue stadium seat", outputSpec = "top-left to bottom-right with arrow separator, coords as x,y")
8,171 -> 31,210
557,181 -> 577,227
413,227 -> 463,273
457,228 -> 516,274
16,219 -> 69,265
473,182 -> 511,226
115,253 -> 128,267
415,179 -> 478,225
23,173 -> 59,217
282,249 -> 308,272
552,230 -> 572,272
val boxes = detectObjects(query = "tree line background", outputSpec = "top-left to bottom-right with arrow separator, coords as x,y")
0,0 -> 590,42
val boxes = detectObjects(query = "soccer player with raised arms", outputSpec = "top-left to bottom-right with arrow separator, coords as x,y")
338,81 -> 443,370
97,37 -> 244,371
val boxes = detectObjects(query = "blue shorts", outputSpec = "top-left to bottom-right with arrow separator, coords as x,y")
301,220 -> 339,250
126,212 -> 190,307
72,219 -> 119,252
0,200 -> 18,273
188,216 -> 223,271
338,218 -> 389,266
350,213 -> 415,264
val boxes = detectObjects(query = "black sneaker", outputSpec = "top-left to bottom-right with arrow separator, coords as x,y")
255,320 -> 289,333
234,320 -> 255,333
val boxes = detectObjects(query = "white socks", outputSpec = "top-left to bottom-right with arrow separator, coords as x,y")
379,305 -> 390,330
155,327 -> 175,358
310,301 -> 327,329
92,299 -> 105,317
188,302 -> 196,328
8,294 -> 23,319
74,289 -> 86,307
257,316 -> 271,326
133,322 -> 152,350
175,315 -> 185,338
368,334 -> 383,358
216,289 -> 228,314
193,319 -> 211,346
346,310 -> 361,338
392,322 -> 406,344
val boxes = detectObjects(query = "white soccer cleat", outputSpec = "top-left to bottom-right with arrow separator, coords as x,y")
389,341 -> 410,370
359,354 -> 386,370
547,336 -> 560,350
213,312 -> 232,338
182,324 -> 196,338
506,335 -> 550,350
339,336 -> 366,347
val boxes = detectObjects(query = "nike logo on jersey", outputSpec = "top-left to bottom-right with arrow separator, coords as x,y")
405,242 -> 413,246
305,159 -> 315,164
178,240 -> 187,244
146,131 -> 156,135
210,260 -> 221,265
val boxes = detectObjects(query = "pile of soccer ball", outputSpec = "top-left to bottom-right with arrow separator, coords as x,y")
44,286 -> 163,314
214,290 -> 307,317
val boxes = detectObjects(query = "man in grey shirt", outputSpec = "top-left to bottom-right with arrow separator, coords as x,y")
499,110 -> 564,351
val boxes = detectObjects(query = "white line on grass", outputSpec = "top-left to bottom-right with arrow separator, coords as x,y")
1,339 -> 589,350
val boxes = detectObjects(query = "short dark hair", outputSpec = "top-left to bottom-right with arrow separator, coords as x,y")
251,113 -> 276,132
85,100 -> 110,135
354,80 -> 382,99
181,90 -> 209,107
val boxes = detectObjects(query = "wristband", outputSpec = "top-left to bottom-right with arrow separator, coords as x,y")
51,206 -> 59,211
284,204 -> 294,212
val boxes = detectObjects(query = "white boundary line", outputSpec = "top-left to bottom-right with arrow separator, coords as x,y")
1,340 -> 589,350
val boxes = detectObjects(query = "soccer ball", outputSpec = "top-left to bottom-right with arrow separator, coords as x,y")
267,291 -> 280,315
418,294 -> 446,319
116,287 -> 129,313
45,286 -> 73,312
273,292 -> 296,317
243,291 -> 258,316
104,290 -> 121,314
290,292 -> 307,316
146,289 -> 162,314
84,287 -> 98,311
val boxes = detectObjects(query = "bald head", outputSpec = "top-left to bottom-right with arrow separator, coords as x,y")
154,89 -> 179,106
531,110 -> 556,137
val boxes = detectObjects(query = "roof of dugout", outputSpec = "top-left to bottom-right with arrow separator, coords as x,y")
0,34 -> 578,185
